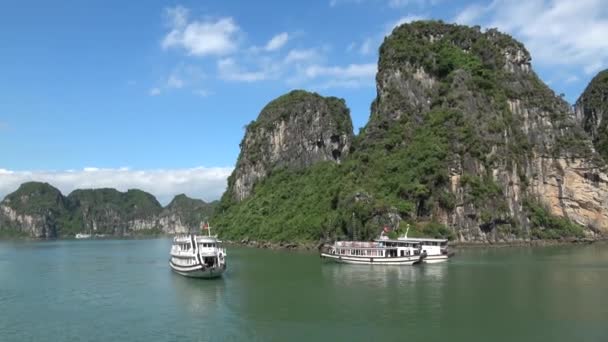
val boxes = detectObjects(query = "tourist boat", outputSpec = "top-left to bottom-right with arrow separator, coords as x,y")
75,233 -> 92,239
169,223 -> 227,278
320,227 -> 450,265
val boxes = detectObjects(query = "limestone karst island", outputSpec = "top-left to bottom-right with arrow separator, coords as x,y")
3,22 -> 608,247
1,3 -> 608,341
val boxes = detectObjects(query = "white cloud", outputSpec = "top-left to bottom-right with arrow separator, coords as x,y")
329,0 -> 365,7
193,89 -> 211,97
165,5 -> 189,28
388,0 -> 440,8
330,0 -> 439,7
151,64 -> 206,95
284,48 -> 322,64
564,75 -> 580,83
305,63 -> 377,79
389,15 -> 427,34
584,61 -> 604,75
303,63 -> 377,88
265,32 -> 289,51
453,4 -> 487,25
0,167 -> 233,205
167,74 -> 185,89
454,0 -> 608,72
217,58 -> 271,82
161,6 -> 239,57
149,87 -> 161,96
347,14 -> 424,62
359,38 -> 374,55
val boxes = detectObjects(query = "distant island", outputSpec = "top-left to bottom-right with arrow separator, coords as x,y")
0,182 -> 216,238
2,21 -> 608,246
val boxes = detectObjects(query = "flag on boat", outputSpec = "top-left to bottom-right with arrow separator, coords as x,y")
383,226 -> 390,233
202,222 -> 209,230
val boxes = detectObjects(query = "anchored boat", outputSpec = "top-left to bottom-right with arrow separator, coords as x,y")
169,223 -> 227,278
321,227 -> 450,265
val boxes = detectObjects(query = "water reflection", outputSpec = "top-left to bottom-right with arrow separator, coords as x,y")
321,262 -> 447,288
170,273 -> 226,315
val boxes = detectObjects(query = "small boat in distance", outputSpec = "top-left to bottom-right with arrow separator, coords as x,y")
75,233 -> 92,239
320,226 -> 450,265
169,222 -> 227,278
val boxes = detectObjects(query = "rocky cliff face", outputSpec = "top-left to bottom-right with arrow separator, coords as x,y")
226,90 -> 353,202
0,182 -> 216,238
215,21 -> 608,244
364,21 -> 608,241
575,70 -> 608,160
66,188 -> 163,235
158,194 -> 217,234
0,182 -> 67,238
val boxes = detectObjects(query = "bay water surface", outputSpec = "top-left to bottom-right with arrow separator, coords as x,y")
1,239 -> 607,341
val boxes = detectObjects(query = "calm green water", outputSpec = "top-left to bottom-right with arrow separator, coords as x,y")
1,239 -> 607,341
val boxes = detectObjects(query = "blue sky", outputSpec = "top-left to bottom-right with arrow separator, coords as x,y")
1,0 -> 607,203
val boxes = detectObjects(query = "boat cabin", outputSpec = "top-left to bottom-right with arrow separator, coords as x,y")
396,237 -> 449,256
332,240 -> 421,258
376,239 -> 421,257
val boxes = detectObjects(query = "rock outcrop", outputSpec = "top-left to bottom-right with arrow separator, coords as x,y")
0,182 -> 67,238
366,21 -> 608,241
215,21 -> 608,244
66,188 -> 163,235
0,182 -> 217,238
227,90 -> 353,201
575,69 -> 608,160
158,194 -> 217,234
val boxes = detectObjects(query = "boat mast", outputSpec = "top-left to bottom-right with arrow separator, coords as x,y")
201,221 -> 212,237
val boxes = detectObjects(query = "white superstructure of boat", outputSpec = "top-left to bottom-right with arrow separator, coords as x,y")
321,226 -> 451,265
169,224 -> 226,278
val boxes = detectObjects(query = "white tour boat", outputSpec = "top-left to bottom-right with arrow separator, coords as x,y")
169,224 -> 227,278
321,227 -> 451,265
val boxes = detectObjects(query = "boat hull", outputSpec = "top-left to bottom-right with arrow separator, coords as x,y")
169,262 -> 225,279
320,253 -> 422,265
422,255 -> 449,264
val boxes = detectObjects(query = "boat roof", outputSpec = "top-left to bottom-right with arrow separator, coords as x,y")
375,237 -> 447,243
194,235 -> 220,241
397,237 -> 448,243
374,239 -> 421,244
174,234 -> 221,242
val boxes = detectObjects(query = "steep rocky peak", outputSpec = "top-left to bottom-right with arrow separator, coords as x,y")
2,181 -> 66,213
363,20 -> 608,239
575,70 -> 608,160
379,21 -> 530,74
0,182 -> 67,238
226,89 -> 354,202
166,194 -> 207,210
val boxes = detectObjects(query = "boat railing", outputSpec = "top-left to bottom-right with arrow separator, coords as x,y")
171,246 -> 196,255
335,241 -> 381,248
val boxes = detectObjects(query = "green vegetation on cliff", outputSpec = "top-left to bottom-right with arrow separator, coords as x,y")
0,182 -> 214,238
576,70 -> 608,160
249,90 -> 352,133
165,194 -> 217,229
3,182 -> 67,216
